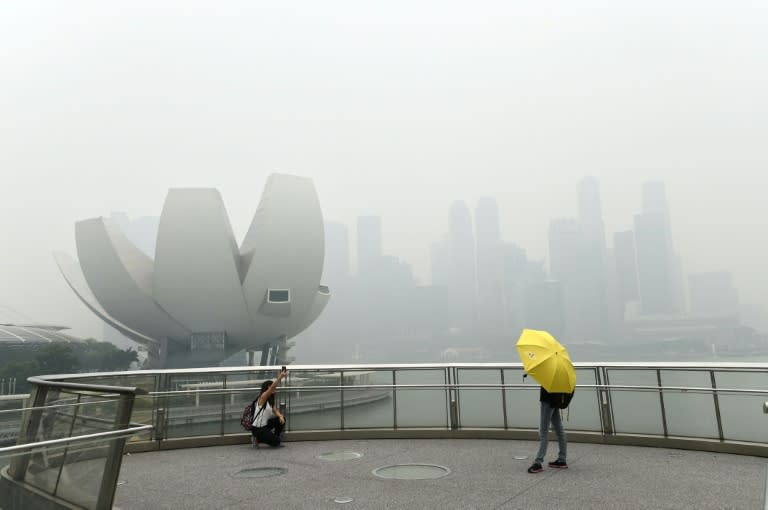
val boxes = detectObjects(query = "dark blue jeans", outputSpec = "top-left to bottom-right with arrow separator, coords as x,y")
535,401 -> 567,464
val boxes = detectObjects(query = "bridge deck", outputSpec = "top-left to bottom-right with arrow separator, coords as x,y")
114,438 -> 767,510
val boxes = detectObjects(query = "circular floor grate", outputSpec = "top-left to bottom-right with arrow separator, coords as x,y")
318,451 -> 363,461
372,464 -> 451,480
233,467 -> 286,479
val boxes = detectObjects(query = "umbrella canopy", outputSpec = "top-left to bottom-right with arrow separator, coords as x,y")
516,329 -> 576,393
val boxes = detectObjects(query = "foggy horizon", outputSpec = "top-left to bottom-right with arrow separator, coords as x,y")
3,1 -> 767,345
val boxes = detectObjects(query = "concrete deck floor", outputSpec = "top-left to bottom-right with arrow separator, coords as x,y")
114,438 -> 767,510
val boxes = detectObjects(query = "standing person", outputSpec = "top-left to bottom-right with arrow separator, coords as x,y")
527,386 -> 570,473
252,368 -> 287,448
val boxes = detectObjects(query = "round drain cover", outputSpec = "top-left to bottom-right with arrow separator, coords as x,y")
334,497 -> 354,504
233,467 -> 286,479
318,451 -> 363,461
372,464 -> 450,480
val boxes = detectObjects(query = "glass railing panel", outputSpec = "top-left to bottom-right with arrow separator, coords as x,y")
52,441 -> 110,509
0,395 -> 28,450
340,370 -> 394,429
66,395 -> 120,437
130,394 -> 154,441
503,368 -> 539,429
565,368 -> 601,432
457,368 -> 503,428
22,443 -> 66,495
165,374 -> 225,438
287,370 -> 341,431
714,370 -> 768,443
394,369 -> 448,428
606,369 -> 664,435
660,370 -> 718,439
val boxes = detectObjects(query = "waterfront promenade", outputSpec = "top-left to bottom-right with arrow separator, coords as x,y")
114,438 -> 766,510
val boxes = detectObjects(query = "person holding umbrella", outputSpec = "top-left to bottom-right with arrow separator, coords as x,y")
516,329 -> 576,473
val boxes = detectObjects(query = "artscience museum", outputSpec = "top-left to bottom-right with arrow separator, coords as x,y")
54,174 -> 330,368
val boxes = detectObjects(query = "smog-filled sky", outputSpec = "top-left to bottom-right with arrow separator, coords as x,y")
2,1 -> 767,339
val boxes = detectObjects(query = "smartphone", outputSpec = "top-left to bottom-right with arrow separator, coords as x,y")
281,366 -> 287,372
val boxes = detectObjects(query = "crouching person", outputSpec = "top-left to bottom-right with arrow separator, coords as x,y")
252,368 -> 287,447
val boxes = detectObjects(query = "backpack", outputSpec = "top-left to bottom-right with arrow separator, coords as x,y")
240,402 -> 255,431
240,400 -> 267,431
554,390 -> 574,409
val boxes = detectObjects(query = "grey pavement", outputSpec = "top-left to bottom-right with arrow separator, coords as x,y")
114,438 -> 767,510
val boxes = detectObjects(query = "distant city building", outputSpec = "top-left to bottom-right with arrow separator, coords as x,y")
613,230 -> 639,305
324,222 -> 351,284
0,323 -> 83,365
689,271 -> 739,317
548,218 -> 602,342
475,197 -> 505,337
356,215 -> 383,280
448,201 -> 477,337
634,181 -> 684,315
525,280 -> 565,340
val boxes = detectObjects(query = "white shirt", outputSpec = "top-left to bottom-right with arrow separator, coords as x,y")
252,401 -> 276,428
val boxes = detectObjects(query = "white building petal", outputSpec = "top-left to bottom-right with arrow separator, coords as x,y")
53,251 -> 159,348
75,218 -> 190,342
153,189 -> 251,342
241,174 -> 327,345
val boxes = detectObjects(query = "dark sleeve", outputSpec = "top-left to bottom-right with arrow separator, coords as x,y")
539,387 -> 549,402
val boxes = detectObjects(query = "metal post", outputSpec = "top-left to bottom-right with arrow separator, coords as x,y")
500,369 -> 508,430
710,370 -> 724,441
96,393 -> 135,510
392,371 -> 397,430
9,384 -> 48,480
657,369 -> 669,438
448,367 -> 458,430
598,367 -> 614,435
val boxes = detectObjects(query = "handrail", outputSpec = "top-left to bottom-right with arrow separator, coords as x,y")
0,397 -> 133,417
27,376 -> 147,395
146,383 -> 768,395
0,425 -> 152,456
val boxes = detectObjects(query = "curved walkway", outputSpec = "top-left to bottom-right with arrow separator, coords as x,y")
114,438 -> 767,510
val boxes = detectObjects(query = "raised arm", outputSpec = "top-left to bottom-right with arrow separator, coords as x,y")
257,369 -> 287,407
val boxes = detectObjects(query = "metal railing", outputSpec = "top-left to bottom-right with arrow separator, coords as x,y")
0,377 -> 148,510
2,362 -> 768,509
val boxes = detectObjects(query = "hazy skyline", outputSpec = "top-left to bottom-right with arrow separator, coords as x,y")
2,1 -> 767,340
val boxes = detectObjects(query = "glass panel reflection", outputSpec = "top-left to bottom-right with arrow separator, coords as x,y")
395,369 -> 447,428
715,370 -> 768,443
607,369 -> 664,435
660,370 -> 718,439
287,370 -> 341,431
341,370 -> 393,429
457,369 -> 503,428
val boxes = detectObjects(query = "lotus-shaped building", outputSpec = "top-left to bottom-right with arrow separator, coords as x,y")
54,174 -> 330,368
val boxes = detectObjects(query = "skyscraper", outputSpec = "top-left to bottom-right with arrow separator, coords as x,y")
448,201 -> 477,337
613,230 -> 639,305
356,215 -> 382,281
475,197 -> 505,336
323,222 -> 350,285
634,181 -> 683,315
548,218 -> 602,342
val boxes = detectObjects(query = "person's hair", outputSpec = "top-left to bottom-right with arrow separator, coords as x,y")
259,379 -> 275,407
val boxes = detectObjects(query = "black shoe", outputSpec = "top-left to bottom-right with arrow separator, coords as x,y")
527,462 -> 543,473
548,460 -> 568,469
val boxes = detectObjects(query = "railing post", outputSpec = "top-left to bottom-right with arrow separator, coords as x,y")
96,393 -> 134,510
448,366 -> 458,430
9,383 -> 48,480
598,367 -> 614,436
710,370 -> 724,441
657,369 -> 669,438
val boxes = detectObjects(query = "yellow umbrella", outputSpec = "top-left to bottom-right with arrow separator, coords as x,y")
516,329 -> 576,393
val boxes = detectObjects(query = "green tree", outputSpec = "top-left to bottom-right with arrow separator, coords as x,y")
35,343 -> 79,374
74,340 -> 139,371
0,361 -> 41,393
